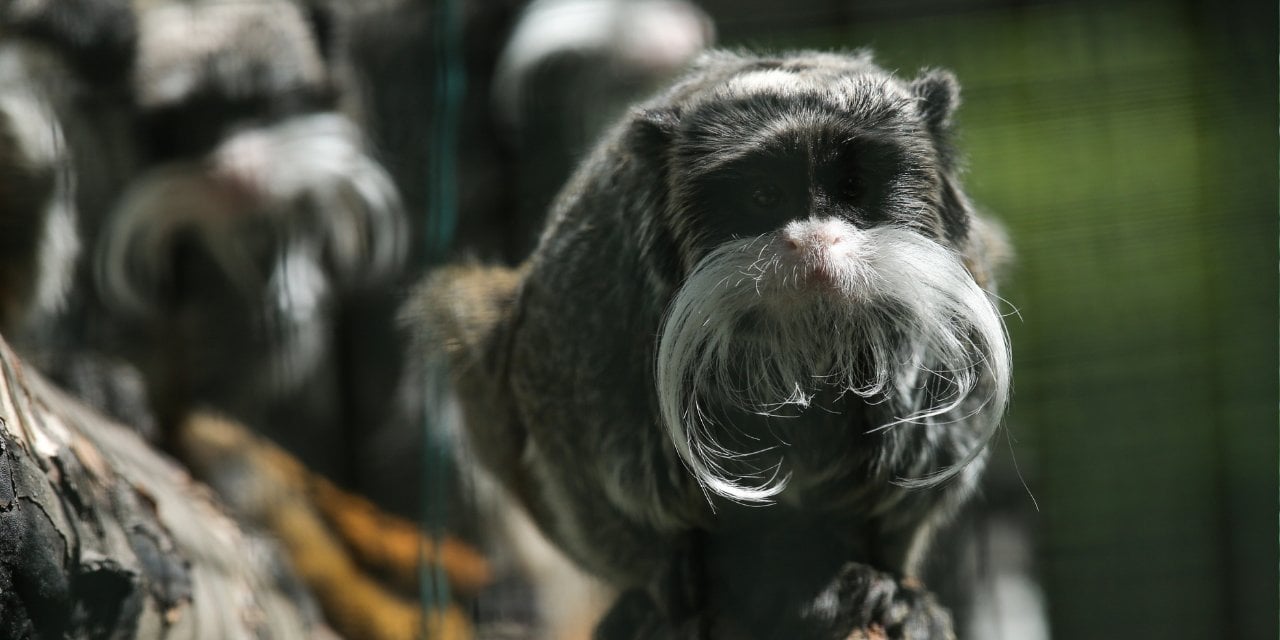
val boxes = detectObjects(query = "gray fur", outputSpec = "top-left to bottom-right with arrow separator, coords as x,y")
418,50 -> 1012,634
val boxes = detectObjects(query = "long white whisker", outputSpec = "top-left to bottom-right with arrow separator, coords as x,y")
656,223 -> 1011,503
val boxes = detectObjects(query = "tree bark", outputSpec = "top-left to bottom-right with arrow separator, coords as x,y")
0,334 -> 335,638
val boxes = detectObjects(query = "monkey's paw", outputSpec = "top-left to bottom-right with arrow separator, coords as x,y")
800,563 -> 955,640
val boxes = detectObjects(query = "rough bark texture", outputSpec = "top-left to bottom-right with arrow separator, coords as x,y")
0,334 -> 334,638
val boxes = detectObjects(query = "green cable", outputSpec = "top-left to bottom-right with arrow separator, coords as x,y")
422,0 -> 465,630
426,0 -> 465,265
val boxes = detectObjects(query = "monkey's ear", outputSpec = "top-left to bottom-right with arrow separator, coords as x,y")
913,69 -> 972,245
962,213 -> 1013,293
911,69 -> 960,138
628,107 -> 681,154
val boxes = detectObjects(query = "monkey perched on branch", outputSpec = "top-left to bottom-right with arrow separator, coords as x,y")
413,50 -> 1012,638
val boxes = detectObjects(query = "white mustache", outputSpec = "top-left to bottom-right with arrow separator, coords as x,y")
97,113 -> 407,316
656,219 -> 1011,504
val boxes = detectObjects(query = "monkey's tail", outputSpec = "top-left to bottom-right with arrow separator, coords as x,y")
176,412 -> 490,640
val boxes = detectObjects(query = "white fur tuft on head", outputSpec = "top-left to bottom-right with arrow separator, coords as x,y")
656,218 -> 1011,503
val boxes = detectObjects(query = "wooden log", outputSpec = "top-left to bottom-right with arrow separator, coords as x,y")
0,334 -> 335,638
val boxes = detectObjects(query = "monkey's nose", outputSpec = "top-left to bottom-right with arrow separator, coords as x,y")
784,233 -> 843,251
781,218 -> 857,254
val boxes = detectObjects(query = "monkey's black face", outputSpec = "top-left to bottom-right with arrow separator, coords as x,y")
662,64 -> 954,268
98,113 -> 407,397
91,0 -> 404,400
689,138 -> 907,243
649,56 -> 1010,504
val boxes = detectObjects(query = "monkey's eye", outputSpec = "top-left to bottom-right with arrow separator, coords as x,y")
837,175 -> 862,200
749,183 -> 782,209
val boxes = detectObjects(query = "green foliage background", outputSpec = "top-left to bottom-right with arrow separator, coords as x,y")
729,1 -> 1277,637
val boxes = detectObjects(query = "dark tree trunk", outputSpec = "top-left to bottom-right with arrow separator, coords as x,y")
0,334 -> 334,638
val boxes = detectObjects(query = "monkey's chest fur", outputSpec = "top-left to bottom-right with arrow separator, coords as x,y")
501,224 -> 979,590
425,50 -> 1010,636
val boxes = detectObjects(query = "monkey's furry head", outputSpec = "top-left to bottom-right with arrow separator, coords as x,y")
97,113 -> 406,392
593,51 -> 1013,503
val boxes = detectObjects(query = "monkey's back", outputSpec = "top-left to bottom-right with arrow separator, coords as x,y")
505,127 -> 709,586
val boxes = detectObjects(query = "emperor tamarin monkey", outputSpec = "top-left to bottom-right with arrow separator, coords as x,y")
96,0 -> 408,476
413,50 -> 1011,638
